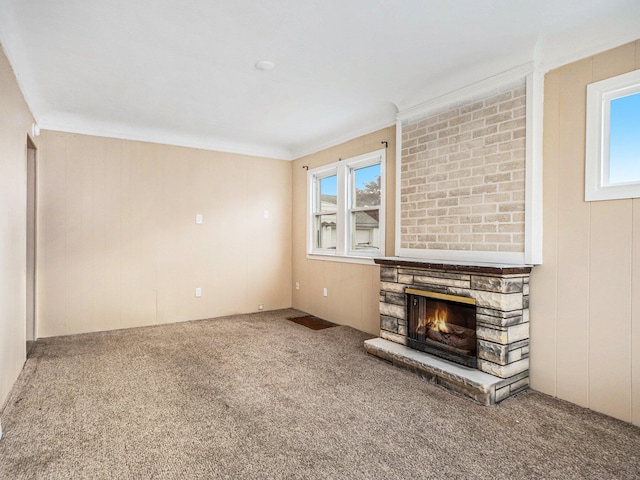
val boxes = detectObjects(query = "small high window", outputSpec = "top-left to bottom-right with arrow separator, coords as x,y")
308,149 -> 385,259
585,69 -> 640,201
608,92 -> 640,185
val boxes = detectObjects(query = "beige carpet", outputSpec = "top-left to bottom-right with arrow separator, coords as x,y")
1,308 -> 639,479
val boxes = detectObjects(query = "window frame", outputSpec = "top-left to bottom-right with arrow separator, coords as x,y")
585,68 -> 640,202
311,166 -> 340,254
307,149 -> 386,261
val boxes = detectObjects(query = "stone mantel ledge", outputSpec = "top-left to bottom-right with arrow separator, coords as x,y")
374,257 -> 532,275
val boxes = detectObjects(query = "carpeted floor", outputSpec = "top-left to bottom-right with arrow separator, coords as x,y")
1,309 -> 639,479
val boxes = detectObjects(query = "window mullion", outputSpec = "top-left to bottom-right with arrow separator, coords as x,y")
336,164 -> 347,255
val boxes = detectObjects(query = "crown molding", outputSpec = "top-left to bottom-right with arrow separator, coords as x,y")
38,118 -> 294,161
289,115 -> 397,160
397,62 -> 534,123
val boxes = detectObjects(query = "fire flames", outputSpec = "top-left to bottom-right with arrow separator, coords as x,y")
430,306 -> 449,332
417,305 -> 449,333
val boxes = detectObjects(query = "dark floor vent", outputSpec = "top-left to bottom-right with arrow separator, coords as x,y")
287,315 -> 337,330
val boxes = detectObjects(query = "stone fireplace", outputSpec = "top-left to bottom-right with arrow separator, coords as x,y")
364,257 -> 531,405
363,75 -> 536,405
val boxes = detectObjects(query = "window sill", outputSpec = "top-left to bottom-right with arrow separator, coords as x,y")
306,253 -> 378,265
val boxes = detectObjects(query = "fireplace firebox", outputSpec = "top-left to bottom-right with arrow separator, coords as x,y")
406,289 -> 477,368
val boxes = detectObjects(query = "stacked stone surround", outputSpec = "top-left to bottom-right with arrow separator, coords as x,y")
375,257 -> 531,403
400,81 -> 526,253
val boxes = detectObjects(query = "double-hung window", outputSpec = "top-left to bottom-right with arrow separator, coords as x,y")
585,69 -> 640,201
308,149 -> 385,260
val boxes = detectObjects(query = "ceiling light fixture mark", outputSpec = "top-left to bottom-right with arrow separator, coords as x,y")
255,60 -> 276,71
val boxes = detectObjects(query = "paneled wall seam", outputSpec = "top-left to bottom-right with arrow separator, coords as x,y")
628,198 -> 635,422
630,206 -> 634,421
629,40 -> 640,424
586,59 -> 593,410
552,77 -> 561,399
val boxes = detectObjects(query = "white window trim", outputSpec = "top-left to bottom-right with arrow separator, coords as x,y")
585,68 -> 640,202
307,149 -> 386,262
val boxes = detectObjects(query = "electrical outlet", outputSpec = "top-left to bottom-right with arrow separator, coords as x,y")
195,214 -> 203,224
258,304 -> 264,311
323,287 -> 328,297
295,282 -> 300,290
195,287 -> 201,297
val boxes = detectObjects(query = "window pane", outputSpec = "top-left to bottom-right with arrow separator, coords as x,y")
315,213 -> 337,249
609,92 -> 640,185
318,175 -> 337,212
353,164 -> 381,207
351,209 -> 380,251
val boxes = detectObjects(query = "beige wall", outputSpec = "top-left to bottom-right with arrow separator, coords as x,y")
530,40 -> 640,425
0,45 -> 36,407
291,127 -> 396,335
37,131 -> 292,337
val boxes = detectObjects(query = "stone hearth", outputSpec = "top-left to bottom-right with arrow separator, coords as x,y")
365,257 -> 531,405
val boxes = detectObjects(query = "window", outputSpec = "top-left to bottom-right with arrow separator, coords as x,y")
314,174 -> 338,250
308,149 -> 385,259
585,69 -> 640,201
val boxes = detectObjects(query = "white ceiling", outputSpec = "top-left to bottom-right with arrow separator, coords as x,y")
1,0 -> 639,160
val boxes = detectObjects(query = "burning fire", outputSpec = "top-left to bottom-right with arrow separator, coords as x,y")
429,306 -> 449,332
417,305 -> 449,333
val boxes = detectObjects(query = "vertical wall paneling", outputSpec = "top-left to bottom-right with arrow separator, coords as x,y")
591,42 -> 636,82
529,69 -> 560,396
588,201 -> 632,419
554,58 -> 593,407
587,44 -> 637,421
0,43 -> 36,407
119,141 -> 158,328
633,39 -> 640,426
38,132 -> 292,337
39,132 -> 67,337
632,199 -> 640,426
101,138 -> 123,330
246,157 -> 292,313
291,155 -> 310,312
206,155 -> 249,316
88,137 -> 107,332
156,145 -> 185,324
532,40 -> 640,424
64,133 -> 85,333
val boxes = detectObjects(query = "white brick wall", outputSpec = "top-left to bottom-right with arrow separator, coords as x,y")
400,82 -> 526,253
